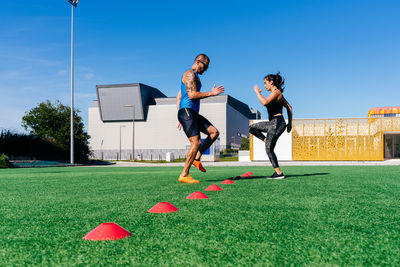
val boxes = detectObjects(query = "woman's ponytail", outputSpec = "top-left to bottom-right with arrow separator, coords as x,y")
264,72 -> 285,92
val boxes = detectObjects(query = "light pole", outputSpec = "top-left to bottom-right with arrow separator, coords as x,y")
67,0 -> 79,164
100,139 -> 103,160
124,104 -> 135,161
119,125 -> 126,161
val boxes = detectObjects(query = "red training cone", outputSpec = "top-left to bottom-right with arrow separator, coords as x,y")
83,222 -> 131,241
186,191 -> 209,199
148,202 -> 179,213
247,172 -> 254,175
222,179 -> 235,184
205,185 -> 223,191
241,173 -> 251,177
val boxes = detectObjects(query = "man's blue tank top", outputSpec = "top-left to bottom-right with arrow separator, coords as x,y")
179,69 -> 201,113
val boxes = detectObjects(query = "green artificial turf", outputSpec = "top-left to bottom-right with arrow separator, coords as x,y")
0,165 -> 399,266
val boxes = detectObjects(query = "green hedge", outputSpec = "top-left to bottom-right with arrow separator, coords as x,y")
0,130 -> 68,161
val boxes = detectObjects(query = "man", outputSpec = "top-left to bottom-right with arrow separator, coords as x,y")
176,54 -> 224,183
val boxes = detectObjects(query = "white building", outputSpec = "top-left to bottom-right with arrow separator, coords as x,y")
88,83 -> 260,160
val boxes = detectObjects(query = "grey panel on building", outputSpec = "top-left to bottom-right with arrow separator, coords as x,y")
96,83 -> 166,122
227,95 -> 257,119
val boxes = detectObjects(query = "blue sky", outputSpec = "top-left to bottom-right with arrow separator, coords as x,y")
1,0 -> 399,133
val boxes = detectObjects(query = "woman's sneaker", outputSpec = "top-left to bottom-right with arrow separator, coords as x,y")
267,172 -> 285,179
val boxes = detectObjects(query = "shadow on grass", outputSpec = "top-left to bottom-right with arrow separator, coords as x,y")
205,173 -> 329,182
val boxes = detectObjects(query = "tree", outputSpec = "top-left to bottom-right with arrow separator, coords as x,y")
0,153 -> 12,168
240,137 -> 249,150
22,100 -> 91,161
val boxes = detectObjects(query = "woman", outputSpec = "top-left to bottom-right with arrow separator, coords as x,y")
250,72 -> 292,179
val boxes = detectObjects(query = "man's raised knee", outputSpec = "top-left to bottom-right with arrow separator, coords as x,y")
211,130 -> 219,139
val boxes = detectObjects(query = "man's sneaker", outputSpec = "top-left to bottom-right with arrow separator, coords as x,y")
178,174 -> 200,183
192,160 -> 206,172
267,172 -> 285,179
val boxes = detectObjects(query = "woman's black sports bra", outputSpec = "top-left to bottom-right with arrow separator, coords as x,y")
266,94 -> 284,121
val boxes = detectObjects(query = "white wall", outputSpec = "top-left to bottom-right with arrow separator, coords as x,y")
198,103 -> 227,147
134,103 -> 225,149
135,105 -> 187,149
88,107 -> 131,151
88,102 -> 227,159
251,119 -> 292,161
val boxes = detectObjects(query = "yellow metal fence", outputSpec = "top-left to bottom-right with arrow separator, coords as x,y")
292,117 -> 400,161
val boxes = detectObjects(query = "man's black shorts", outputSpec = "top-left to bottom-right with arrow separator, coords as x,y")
178,108 -> 212,138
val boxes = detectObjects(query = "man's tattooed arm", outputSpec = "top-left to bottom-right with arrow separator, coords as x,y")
183,70 -> 225,100
184,70 -> 198,96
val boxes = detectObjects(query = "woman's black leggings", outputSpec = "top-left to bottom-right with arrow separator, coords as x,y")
249,116 -> 286,168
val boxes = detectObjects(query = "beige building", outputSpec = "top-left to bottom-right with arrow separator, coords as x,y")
248,117 -> 400,161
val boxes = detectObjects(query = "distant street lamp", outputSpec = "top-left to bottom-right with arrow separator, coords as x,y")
119,125 -> 126,161
67,0 -> 79,164
124,104 -> 135,161
100,139 -> 104,160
